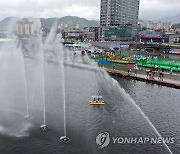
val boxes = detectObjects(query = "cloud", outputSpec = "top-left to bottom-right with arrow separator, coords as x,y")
139,0 -> 180,20
39,5 -> 100,20
0,0 -> 179,20
0,0 -> 100,20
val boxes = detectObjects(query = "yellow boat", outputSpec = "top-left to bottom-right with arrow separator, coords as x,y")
89,101 -> 105,105
89,96 -> 105,105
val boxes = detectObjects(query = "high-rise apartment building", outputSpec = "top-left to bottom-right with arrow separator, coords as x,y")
17,18 -> 34,36
100,0 -> 140,26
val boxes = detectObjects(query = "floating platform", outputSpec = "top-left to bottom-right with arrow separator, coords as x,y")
60,136 -> 71,144
89,101 -> 105,105
89,96 -> 105,105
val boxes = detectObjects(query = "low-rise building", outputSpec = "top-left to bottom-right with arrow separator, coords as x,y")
147,21 -> 171,31
139,30 -> 165,43
84,27 -> 99,41
62,29 -> 84,41
169,33 -> 180,44
98,24 -> 134,41
104,27 -> 132,41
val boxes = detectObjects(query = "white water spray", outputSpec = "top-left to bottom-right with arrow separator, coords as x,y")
42,52 -> 46,126
67,51 -> 173,153
101,69 -> 173,154
62,55 -> 67,137
21,50 -> 29,118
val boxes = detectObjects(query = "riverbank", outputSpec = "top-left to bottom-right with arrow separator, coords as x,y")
106,68 -> 180,89
65,62 -> 180,89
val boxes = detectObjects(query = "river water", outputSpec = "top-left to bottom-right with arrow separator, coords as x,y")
0,55 -> 179,154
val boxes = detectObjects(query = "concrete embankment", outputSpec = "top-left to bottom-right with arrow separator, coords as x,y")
106,68 -> 180,89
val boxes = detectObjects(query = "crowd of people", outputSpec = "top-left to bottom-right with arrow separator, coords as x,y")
127,64 -> 166,81
146,68 -> 165,81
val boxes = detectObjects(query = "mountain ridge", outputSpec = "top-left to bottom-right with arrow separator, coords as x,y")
138,14 -> 180,27
0,14 -> 180,31
0,16 -> 100,32
157,14 -> 180,24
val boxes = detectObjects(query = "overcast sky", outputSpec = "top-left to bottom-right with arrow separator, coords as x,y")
0,0 -> 179,21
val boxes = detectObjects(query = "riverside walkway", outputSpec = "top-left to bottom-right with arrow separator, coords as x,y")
106,68 -> 180,89
65,62 -> 180,89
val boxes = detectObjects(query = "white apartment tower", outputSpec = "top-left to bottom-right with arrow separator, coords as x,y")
100,0 -> 140,26
17,19 -> 34,36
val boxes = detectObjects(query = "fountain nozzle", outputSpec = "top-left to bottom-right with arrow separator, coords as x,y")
40,125 -> 49,131
60,136 -> 71,144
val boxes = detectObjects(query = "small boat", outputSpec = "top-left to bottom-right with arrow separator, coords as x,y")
89,96 -> 105,105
